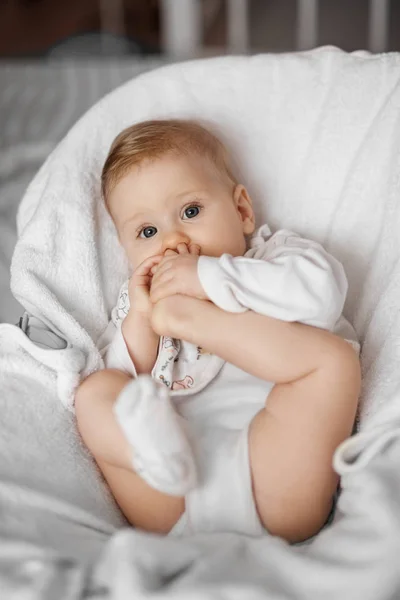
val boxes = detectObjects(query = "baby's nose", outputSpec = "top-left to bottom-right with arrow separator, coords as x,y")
161,230 -> 191,253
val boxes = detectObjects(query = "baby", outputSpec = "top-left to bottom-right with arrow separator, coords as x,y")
74,119 -> 361,544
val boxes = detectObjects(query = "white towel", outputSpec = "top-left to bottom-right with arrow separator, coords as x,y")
2,46 -> 400,430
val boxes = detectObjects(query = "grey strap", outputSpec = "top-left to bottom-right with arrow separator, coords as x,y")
17,312 -> 68,350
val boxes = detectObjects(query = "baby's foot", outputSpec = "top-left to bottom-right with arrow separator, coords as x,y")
113,375 -> 197,496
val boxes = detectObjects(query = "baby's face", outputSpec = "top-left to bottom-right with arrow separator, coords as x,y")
108,153 -> 255,271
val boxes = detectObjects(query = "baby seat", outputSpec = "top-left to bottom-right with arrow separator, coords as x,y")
1,46 -> 400,598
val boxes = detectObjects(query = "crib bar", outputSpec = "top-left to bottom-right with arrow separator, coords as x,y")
296,0 -> 319,50
227,0 -> 249,53
99,0 -> 126,38
368,0 -> 389,53
160,0 -> 202,57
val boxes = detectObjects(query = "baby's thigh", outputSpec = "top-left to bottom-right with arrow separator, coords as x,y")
248,353 -> 359,542
98,459 -> 185,535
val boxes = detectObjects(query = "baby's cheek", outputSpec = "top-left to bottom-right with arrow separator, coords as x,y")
124,238 -> 143,266
126,249 -> 143,273
205,225 -> 245,257
125,245 -> 137,267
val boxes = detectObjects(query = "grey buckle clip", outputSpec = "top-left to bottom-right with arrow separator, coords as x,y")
17,312 -> 68,350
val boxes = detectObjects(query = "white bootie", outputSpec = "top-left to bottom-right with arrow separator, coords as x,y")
113,375 -> 197,496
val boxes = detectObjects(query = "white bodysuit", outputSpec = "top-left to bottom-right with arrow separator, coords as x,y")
101,224 -> 360,537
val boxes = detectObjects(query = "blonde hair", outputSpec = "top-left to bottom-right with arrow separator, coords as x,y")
101,119 -> 237,207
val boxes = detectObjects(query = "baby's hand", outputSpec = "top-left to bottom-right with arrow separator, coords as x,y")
150,244 -> 208,303
128,254 -> 163,318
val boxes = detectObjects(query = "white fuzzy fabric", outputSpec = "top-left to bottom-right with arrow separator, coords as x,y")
3,46 -> 400,429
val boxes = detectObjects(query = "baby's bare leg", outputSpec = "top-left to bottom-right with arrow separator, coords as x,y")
155,295 -> 361,543
247,351 -> 359,543
74,369 -> 184,534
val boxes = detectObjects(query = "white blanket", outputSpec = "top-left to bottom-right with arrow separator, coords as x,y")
2,46 -> 400,598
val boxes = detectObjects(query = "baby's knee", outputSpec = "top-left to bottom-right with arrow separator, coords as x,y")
318,332 -> 361,380
74,368 -> 131,414
260,493 -> 334,544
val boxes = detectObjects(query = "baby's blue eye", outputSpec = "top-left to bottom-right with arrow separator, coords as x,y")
184,205 -> 200,219
140,226 -> 157,239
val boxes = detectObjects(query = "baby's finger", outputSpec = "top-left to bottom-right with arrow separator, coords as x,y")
150,271 -> 179,299
151,258 -> 174,281
150,264 -> 159,276
164,248 -> 178,257
150,282 -> 171,304
151,268 -> 173,291
135,254 -> 163,276
177,242 -> 189,254
189,244 -> 201,255
131,274 -> 152,289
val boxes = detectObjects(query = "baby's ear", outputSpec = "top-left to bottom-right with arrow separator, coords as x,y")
234,184 -> 256,235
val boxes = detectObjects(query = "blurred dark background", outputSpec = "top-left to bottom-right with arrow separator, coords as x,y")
0,0 -> 399,58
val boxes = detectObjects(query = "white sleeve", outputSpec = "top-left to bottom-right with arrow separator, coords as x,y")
197,229 -> 348,331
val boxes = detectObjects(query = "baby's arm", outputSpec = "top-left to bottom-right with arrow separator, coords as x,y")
121,313 -> 159,375
113,255 -> 163,375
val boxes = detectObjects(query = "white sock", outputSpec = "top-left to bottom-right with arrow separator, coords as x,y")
113,375 -> 197,496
